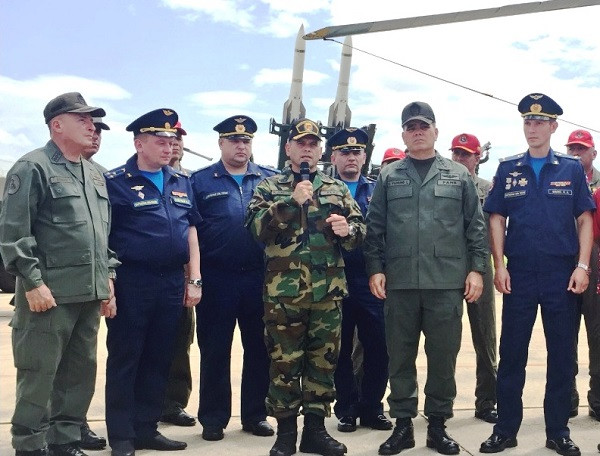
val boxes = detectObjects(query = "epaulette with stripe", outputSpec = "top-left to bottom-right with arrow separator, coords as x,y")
554,151 -> 579,160
499,153 -> 526,163
104,167 -> 127,179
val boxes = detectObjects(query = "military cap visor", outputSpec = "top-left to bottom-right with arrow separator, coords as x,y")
328,127 -> 368,151
288,119 -> 321,141
44,92 -> 106,124
92,117 -> 110,131
126,108 -> 178,137
518,93 -> 563,119
401,101 -> 436,127
214,115 -> 257,139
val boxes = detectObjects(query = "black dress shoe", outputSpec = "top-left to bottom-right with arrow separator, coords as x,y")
160,407 -> 196,427
48,443 -> 87,456
109,440 -> 134,456
80,421 -> 107,450
134,433 -> 186,451
475,408 -> 498,424
111,450 -> 134,456
545,437 -> 581,456
480,433 -> 518,453
378,419 -> 415,455
202,425 -> 224,441
337,416 -> 357,432
361,414 -> 393,430
589,406 -> 600,421
242,420 -> 275,436
569,408 -> 578,417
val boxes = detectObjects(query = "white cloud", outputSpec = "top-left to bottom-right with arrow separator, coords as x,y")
161,0 -> 255,29
189,90 -> 257,107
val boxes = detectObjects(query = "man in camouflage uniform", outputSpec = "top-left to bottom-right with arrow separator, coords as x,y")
245,118 -> 365,456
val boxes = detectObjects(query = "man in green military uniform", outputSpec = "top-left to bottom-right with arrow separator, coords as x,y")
0,92 -> 120,456
364,102 -> 487,455
450,133 -> 498,424
78,116 -> 111,451
245,118 -> 365,456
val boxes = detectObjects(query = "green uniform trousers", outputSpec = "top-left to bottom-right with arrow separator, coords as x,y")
385,289 -> 463,419
263,295 -> 341,419
466,255 -> 497,412
162,306 -> 195,414
10,300 -> 100,451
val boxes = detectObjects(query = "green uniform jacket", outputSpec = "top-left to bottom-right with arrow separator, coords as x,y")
0,141 -> 120,303
364,153 -> 487,290
245,168 -> 365,302
589,166 -> 600,192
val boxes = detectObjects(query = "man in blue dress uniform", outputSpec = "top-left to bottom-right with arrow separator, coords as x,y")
191,115 -> 277,441
104,109 -> 202,456
480,93 -> 594,456
328,128 -> 392,433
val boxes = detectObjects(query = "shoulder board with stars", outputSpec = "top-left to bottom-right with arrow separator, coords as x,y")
257,164 -> 281,174
104,167 -> 127,179
499,153 -> 526,163
554,152 -> 579,160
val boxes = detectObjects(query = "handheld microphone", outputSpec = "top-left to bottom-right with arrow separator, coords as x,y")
300,161 -> 310,208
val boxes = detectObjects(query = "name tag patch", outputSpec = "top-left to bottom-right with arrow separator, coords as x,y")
172,196 -> 192,205
504,190 -> 526,198
133,199 -> 159,208
438,179 -> 461,186
389,179 -> 410,186
548,189 -> 573,196
204,191 -> 228,200
320,190 -> 343,196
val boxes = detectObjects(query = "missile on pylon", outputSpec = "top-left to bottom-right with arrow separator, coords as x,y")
327,36 -> 352,128
282,24 -> 306,124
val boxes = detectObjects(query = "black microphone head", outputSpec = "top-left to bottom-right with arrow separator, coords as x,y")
300,161 -> 310,174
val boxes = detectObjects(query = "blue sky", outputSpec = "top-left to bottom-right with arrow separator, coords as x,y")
2,0 -> 600,180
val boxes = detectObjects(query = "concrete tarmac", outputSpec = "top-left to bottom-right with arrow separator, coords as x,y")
1,291 -> 599,455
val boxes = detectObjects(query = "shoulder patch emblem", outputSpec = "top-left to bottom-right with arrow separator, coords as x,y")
7,174 -> 20,195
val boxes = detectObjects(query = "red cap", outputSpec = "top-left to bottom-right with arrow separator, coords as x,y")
566,129 -> 594,148
174,121 -> 187,136
450,133 -> 481,154
382,148 -> 406,163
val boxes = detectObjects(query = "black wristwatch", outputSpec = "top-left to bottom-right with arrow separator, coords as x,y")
188,278 -> 203,288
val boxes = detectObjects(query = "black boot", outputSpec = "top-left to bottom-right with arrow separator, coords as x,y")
299,413 -> 347,456
270,416 -> 298,456
426,416 -> 459,455
378,418 -> 415,455
79,419 -> 107,450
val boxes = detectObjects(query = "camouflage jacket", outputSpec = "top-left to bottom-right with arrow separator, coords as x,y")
245,168 -> 365,302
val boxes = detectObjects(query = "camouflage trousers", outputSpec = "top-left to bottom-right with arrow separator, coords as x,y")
263,295 -> 342,419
